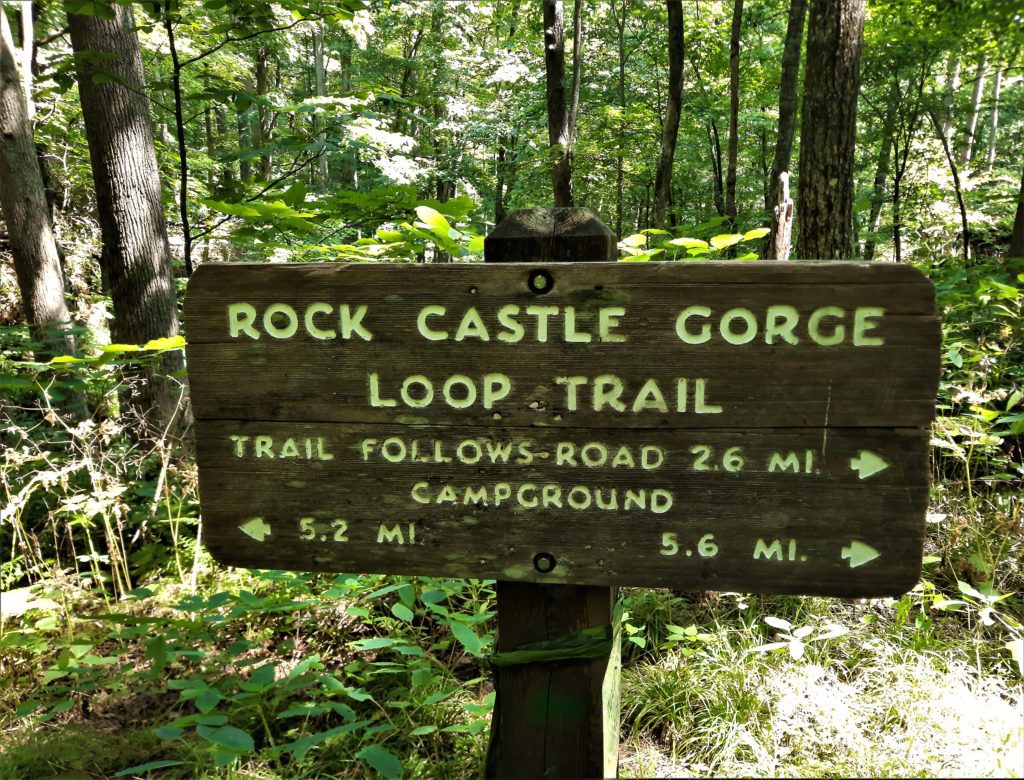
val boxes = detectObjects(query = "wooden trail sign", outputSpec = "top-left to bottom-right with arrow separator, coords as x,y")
185,258 -> 940,598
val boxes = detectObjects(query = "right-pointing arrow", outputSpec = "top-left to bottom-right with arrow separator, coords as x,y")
841,540 -> 880,568
850,450 -> 889,479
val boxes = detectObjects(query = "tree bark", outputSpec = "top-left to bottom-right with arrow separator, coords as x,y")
958,53 -> 986,170
938,54 -> 960,142
861,80 -> 899,260
313,22 -> 328,186
67,2 -> 185,433
796,0 -> 865,260
543,0 -> 573,206
765,0 -> 806,258
652,0 -> 684,228
1010,166 -> 1024,258
985,66 -> 1001,174
724,0 -> 742,227
1,5 -> 73,357
929,111 -> 970,262
708,119 -> 725,217
770,171 -> 793,261
254,45 -> 273,182
611,0 -> 628,236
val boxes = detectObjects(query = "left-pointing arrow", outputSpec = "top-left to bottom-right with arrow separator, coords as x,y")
239,517 -> 271,542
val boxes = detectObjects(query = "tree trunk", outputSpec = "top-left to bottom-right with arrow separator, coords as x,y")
612,0 -> 628,236
724,0 -> 742,227
765,0 -> 806,258
958,53 -> 986,170
862,82 -> 899,260
338,31 -> 357,189
255,45 -> 272,182
652,0 -> 684,228
215,105 -> 234,185
770,171 -> 793,261
543,0 -> 572,206
236,95 -> 252,182
985,67 -> 1001,174
1010,166 -> 1024,258
796,0 -> 865,260
929,111 -> 970,262
1,5 -> 73,356
67,3 -> 185,433
708,119 -> 725,217
939,54 -> 960,142
313,22 -> 328,186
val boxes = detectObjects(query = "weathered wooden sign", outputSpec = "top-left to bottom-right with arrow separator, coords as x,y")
185,261 -> 940,597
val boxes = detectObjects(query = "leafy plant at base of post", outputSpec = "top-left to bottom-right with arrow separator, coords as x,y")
750,615 -> 848,660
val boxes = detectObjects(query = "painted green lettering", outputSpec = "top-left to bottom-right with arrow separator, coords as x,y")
263,304 -> 298,339
599,307 -> 627,343
676,306 -> 712,344
228,303 -> 260,339
808,306 -> 846,346
339,304 -> 373,341
417,305 -> 447,341
764,305 -> 800,345
853,306 -> 886,346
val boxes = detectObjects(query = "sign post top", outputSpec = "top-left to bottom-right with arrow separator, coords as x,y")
484,207 -> 617,262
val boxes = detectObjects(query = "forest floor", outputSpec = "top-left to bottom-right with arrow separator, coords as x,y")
1,253 -> 1022,778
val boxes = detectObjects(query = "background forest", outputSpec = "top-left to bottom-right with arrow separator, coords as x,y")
1,0 -> 1023,777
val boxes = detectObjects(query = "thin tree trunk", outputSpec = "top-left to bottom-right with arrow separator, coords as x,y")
929,111 -> 970,262
939,54 -> 960,142
612,0 -> 628,236
725,0 -> 742,226
255,45 -> 272,182
18,0 -> 32,118
1010,165 -> 1024,258
543,0 -> 573,206
770,172 -> 793,261
708,119 -> 725,217
863,82 -> 899,260
765,0 -> 806,258
67,2 -> 185,433
652,0 -> 684,228
338,31 -> 356,188
313,22 -> 328,186
985,67 -> 1001,174
237,103 -> 252,181
796,0 -> 865,260
959,53 -> 986,169
1,5 -> 73,357
215,105 -> 233,185
163,5 -> 192,276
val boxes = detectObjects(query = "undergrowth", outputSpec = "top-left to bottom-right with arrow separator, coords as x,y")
1,256 -> 1022,778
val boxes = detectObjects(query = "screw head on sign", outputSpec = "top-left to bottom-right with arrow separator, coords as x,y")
533,552 -> 556,573
528,269 -> 554,295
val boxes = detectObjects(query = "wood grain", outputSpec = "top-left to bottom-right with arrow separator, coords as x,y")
185,260 -> 940,598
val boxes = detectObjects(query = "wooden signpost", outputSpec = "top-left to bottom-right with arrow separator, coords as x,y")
185,208 -> 940,777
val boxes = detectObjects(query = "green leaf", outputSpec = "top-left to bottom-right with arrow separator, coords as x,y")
735,252 -> 759,261
957,580 -> 986,600
356,744 -> 403,779
743,227 -> 770,240
621,233 -> 647,247
709,233 -> 744,250
155,726 -> 184,740
414,206 -> 451,233
409,725 -> 437,736
467,235 -> 485,253
353,637 -> 400,651
391,603 -> 414,622
114,760 -> 186,777
667,236 -> 708,249
198,725 -> 254,753
449,621 -> 482,656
